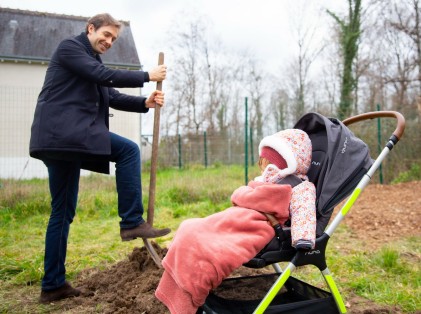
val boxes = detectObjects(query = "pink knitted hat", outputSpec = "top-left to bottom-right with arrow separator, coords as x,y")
260,146 -> 288,170
258,129 -> 312,178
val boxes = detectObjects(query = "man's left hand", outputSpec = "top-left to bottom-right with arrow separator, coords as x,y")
145,90 -> 165,108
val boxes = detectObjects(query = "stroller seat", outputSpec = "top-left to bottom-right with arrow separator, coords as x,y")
200,111 -> 405,314
245,112 -> 373,270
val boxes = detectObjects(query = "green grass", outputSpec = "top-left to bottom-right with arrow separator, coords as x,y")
344,241 -> 420,312
0,165 -> 419,313
288,227 -> 420,313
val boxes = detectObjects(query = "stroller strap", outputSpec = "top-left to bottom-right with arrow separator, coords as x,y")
265,175 -> 302,238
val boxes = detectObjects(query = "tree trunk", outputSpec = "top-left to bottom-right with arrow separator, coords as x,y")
328,0 -> 362,119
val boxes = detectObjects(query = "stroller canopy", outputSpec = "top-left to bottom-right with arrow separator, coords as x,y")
294,113 -> 373,234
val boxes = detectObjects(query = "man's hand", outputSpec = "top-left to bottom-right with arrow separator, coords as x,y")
145,90 -> 165,108
148,65 -> 167,82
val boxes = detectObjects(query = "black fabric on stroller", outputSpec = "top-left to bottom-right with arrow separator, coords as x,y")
294,113 -> 373,235
200,274 -> 338,314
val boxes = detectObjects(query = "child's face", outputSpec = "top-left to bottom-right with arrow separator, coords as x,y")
258,157 -> 270,173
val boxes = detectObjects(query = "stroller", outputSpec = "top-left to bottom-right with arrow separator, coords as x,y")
200,111 -> 405,314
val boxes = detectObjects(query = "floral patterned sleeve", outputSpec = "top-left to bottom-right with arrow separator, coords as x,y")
289,181 -> 317,248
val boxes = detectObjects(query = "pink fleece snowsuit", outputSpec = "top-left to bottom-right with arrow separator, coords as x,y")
255,128 -> 317,248
156,181 -> 293,314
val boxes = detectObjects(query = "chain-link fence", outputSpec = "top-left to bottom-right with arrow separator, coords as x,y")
150,132 -> 255,169
0,86 -> 45,179
0,85 -> 260,179
0,85 -> 144,179
1,85 -> 419,183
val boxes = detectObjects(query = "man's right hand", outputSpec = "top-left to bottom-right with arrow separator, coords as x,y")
148,65 -> 167,82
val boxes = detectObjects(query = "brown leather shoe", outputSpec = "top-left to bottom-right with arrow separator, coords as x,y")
39,281 -> 80,304
120,222 -> 171,241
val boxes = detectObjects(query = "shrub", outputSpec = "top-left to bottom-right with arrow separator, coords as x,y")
392,163 -> 421,183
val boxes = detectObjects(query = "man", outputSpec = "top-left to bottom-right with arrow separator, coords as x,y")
29,13 -> 170,303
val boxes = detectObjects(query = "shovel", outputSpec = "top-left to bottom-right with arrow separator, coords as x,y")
142,52 -> 165,268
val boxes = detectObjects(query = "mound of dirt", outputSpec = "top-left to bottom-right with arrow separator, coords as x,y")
340,181 -> 421,249
63,243 -> 169,314
57,182 -> 420,314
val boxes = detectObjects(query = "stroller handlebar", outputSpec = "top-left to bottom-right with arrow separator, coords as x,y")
342,111 -> 405,141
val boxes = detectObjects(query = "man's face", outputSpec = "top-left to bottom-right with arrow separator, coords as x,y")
87,24 -> 119,54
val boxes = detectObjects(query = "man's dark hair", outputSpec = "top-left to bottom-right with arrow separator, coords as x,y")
85,13 -> 122,33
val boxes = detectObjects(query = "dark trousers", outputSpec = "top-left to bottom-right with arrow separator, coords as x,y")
41,132 -> 145,290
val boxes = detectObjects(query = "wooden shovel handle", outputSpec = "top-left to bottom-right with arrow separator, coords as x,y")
143,52 -> 165,268
146,52 -> 164,226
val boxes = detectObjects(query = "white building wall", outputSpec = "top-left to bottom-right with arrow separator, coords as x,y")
0,61 -> 144,179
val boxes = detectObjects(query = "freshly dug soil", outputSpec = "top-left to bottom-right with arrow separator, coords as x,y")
64,243 -> 169,314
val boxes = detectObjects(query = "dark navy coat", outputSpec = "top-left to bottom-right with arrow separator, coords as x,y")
30,33 -> 150,174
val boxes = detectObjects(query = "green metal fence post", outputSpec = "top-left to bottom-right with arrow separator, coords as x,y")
245,97 -> 249,185
178,134 -> 182,169
204,131 -> 208,168
377,104 -> 383,184
250,127 -> 254,165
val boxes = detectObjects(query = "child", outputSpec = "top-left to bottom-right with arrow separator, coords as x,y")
155,129 -> 317,314
256,128 -> 316,250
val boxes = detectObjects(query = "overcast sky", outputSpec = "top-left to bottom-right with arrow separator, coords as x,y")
0,0 -> 347,77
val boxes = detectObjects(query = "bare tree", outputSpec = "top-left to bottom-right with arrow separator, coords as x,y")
202,38 -> 237,135
165,12 -> 251,138
242,57 -> 265,139
278,1 -> 326,122
166,17 -> 208,135
384,25 -> 415,114
270,87 -> 289,131
386,0 -> 421,120
293,28 -> 324,120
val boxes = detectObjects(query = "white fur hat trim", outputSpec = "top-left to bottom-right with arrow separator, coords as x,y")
258,134 -> 297,175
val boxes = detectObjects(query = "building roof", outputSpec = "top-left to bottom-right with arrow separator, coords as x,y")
0,7 -> 141,69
